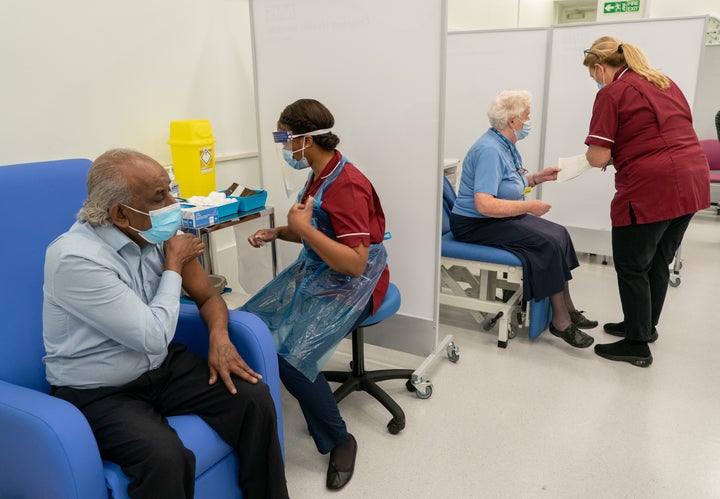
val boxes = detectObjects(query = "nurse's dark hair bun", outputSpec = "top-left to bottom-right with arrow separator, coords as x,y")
279,98 -> 340,151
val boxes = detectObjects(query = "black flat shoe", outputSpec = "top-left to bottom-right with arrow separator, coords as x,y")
549,323 -> 594,348
594,339 -> 653,367
569,310 -> 598,329
603,321 -> 658,343
326,434 -> 357,490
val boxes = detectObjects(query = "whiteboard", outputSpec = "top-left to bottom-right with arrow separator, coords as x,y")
445,28 -> 550,178
541,17 -> 707,243
251,0 -> 445,330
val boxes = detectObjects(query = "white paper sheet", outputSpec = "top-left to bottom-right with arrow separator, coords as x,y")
557,154 -> 593,182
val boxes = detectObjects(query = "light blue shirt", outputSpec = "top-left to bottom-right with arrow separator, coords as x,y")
43,220 -> 183,388
452,128 -> 528,219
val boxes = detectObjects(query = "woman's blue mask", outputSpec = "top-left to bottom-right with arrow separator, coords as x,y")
282,147 -> 311,170
515,120 -> 532,141
123,202 -> 182,244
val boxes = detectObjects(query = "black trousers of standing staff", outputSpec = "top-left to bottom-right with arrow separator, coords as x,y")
612,212 -> 694,342
53,343 -> 289,499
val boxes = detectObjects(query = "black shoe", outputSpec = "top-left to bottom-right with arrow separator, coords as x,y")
326,434 -> 357,490
569,310 -> 598,329
549,323 -> 594,348
594,339 -> 653,367
603,321 -> 658,343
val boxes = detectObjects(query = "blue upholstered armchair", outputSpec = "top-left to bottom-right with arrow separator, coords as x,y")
0,159 -> 284,498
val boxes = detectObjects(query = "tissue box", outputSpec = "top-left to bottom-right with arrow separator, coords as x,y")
235,190 -> 268,212
180,198 -> 238,228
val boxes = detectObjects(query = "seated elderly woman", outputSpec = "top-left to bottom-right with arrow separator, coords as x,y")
450,89 -> 597,349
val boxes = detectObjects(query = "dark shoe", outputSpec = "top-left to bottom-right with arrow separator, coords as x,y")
569,310 -> 598,329
326,434 -> 357,490
549,323 -> 594,348
603,321 -> 658,343
594,339 -> 653,367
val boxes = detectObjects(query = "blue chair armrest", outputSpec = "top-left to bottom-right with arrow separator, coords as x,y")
0,380 -> 108,499
173,303 -> 284,455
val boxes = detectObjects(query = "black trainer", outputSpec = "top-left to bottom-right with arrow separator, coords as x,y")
594,339 -> 653,367
569,310 -> 598,329
603,321 -> 658,343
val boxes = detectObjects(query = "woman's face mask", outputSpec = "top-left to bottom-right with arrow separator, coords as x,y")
282,141 -> 311,170
123,202 -> 182,243
594,65 -> 606,90
515,120 -> 532,141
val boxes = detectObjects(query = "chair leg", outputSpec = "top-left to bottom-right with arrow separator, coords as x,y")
323,327 -> 412,434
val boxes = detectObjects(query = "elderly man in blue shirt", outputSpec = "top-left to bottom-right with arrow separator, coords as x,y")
43,149 -> 289,499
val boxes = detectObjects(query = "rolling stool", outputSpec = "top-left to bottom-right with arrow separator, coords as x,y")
323,283 -> 414,434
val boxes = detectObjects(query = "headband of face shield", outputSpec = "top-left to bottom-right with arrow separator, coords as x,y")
273,128 -> 332,170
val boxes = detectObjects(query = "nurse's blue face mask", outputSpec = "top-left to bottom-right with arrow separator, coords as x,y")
594,65 -> 606,90
123,202 -> 182,244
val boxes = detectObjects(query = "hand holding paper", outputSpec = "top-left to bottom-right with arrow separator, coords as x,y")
557,154 -> 593,182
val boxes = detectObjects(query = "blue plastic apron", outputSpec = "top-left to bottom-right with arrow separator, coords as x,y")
241,157 -> 387,381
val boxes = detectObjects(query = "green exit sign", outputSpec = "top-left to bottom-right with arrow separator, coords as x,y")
604,0 -> 640,13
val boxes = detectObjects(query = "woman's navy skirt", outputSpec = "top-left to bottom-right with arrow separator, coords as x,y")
450,213 -> 579,301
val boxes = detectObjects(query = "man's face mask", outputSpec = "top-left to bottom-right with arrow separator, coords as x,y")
123,202 -> 182,244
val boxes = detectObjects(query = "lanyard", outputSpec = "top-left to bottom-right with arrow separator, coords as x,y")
489,128 -> 528,180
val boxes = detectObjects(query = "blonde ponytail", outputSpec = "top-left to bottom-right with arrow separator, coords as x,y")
583,36 -> 670,90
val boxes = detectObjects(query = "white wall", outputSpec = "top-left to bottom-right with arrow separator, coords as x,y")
0,0 -> 259,188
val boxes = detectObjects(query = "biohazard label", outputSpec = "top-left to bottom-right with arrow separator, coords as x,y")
200,147 -> 213,173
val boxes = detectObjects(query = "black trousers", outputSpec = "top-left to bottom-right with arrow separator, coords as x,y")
612,213 -> 694,341
53,344 -> 289,499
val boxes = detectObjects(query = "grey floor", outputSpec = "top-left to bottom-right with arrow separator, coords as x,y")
280,210 -> 720,499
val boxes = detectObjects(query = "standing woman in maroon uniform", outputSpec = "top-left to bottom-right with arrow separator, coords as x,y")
582,36 -> 710,367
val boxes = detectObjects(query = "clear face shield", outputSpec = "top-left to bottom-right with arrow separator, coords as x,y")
272,128 -> 332,197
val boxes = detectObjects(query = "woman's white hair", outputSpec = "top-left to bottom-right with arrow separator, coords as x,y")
487,90 -> 532,129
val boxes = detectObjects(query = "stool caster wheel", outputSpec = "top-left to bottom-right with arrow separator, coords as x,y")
405,380 -> 416,392
387,418 -> 405,435
446,342 -> 460,363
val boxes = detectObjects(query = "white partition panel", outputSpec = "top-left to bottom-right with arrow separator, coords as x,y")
251,0 -> 446,357
445,29 -> 550,177
541,17 -> 707,255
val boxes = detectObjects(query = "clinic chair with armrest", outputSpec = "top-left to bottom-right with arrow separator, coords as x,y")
440,176 -> 552,347
323,283 -> 415,435
0,158 -> 283,499
700,139 -> 720,214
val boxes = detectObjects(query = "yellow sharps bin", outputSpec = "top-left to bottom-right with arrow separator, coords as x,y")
168,120 -> 217,198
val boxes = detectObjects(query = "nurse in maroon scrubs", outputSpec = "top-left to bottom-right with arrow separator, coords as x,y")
582,36 -> 710,367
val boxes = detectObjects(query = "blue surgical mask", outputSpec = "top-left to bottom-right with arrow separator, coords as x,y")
124,202 -> 182,244
595,66 -> 606,90
515,120 -> 532,141
282,147 -> 310,170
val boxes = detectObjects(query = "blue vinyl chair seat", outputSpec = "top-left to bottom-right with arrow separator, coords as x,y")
442,233 -> 523,266
359,282 -> 401,326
